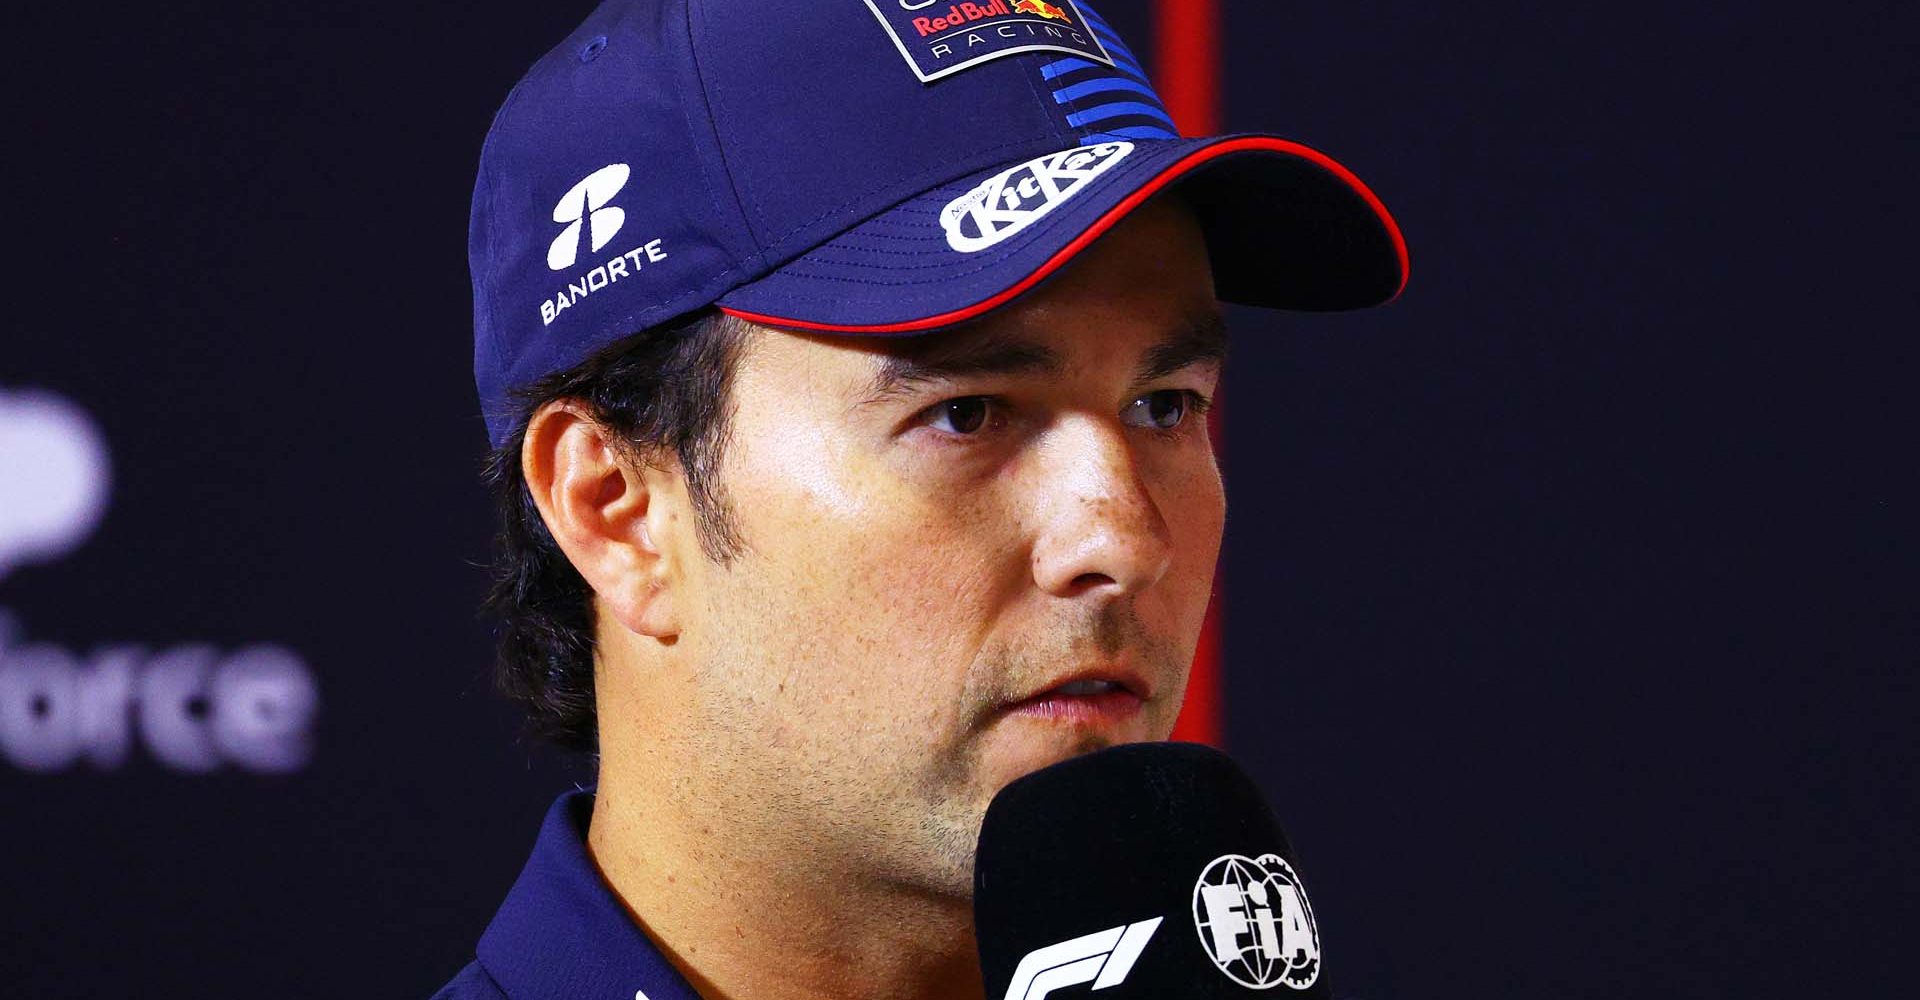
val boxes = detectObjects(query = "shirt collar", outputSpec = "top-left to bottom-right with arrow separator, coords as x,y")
478,790 -> 706,1000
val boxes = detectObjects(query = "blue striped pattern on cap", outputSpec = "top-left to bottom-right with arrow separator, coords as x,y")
1043,4 -> 1180,144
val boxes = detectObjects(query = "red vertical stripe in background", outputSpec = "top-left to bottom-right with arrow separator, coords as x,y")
1153,0 -> 1222,137
1156,0 -> 1225,747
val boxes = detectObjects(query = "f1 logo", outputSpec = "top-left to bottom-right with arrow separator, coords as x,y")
1000,918 -> 1161,1000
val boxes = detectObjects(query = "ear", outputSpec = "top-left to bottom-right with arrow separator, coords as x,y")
521,400 -> 683,639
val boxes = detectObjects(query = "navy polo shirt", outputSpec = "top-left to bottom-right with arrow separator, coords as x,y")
432,791 -> 706,1000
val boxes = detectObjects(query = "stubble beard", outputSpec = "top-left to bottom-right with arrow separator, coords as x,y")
682,595 -> 1180,905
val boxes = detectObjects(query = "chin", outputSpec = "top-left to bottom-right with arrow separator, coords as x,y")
980,720 -> 1142,791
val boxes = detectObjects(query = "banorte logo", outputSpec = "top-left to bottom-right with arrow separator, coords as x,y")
547,163 -> 630,271
0,387 -> 319,775
539,163 -> 670,327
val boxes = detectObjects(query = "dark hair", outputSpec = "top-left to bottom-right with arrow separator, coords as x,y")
480,310 -> 749,753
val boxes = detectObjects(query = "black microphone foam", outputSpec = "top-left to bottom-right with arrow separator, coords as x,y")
974,742 -> 1331,1000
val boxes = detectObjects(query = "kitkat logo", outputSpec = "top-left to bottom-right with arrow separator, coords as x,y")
941,141 -> 1133,252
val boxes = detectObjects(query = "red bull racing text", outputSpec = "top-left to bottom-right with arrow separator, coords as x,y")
863,0 -> 1113,83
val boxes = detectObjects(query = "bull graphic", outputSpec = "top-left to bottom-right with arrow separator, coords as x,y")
1011,0 -> 1073,24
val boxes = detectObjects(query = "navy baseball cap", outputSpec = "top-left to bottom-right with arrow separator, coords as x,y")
470,0 -> 1408,446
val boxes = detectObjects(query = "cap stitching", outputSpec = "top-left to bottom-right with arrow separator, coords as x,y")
474,70 -> 539,433
1015,50 -> 1073,147
726,134 -> 1411,331
781,140 -> 1175,275
752,134 -> 1072,257
691,0 -> 776,236
680,0 -> 757,261
805,231 -> 950,247
680,11 -> 1053,265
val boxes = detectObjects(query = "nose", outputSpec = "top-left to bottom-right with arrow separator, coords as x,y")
1028,416 -> 1175,599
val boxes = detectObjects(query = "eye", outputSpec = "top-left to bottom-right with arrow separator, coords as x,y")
924,396 -> 994,435
1121,389 -> 1203,430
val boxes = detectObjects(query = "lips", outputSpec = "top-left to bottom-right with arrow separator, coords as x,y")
1052,678 -> 1126,697
1019,665 -> 1150,703
1002,667 -> 1151,726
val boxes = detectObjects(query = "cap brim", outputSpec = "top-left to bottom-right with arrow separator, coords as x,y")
716,134 -> 1408,334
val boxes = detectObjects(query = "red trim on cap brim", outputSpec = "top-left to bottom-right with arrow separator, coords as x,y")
719,136 -> 1410,335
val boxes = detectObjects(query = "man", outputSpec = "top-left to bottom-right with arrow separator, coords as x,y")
440,2 -> 1405,999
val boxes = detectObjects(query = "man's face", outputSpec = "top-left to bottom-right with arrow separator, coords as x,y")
663,197 -> 1225,898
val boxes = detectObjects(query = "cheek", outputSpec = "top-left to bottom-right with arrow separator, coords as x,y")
1157,449 -> 1227,618
741,429 -> 1016,598
705,424 -> 1018,718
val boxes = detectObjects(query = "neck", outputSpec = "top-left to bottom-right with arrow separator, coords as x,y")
588,718 -> 985,1000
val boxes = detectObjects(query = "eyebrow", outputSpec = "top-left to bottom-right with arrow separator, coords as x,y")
1135,309 -> 1229,385
856,308 -> 1228,407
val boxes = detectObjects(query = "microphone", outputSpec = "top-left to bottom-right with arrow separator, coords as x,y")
974,742 -> 1331,1000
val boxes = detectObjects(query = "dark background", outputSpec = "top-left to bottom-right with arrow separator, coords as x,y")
3,2 -> 1912,997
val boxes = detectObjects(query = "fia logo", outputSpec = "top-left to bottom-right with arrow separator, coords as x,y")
940,141 -> 1133,253
1191,853 -> 1321,990
547,164 -> 631,271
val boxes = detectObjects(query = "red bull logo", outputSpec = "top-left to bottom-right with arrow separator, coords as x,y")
865,0 -> 1113,83
910,0 -> 1074,37
1011,0 -> 1073,23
